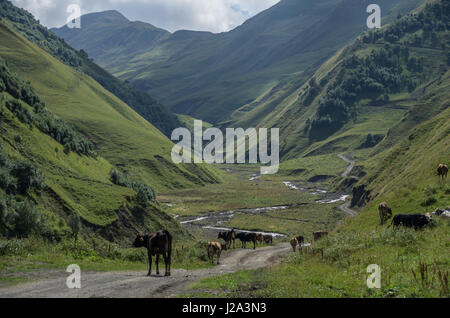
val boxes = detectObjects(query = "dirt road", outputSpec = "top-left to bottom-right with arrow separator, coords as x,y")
0,243 -> 291,298
338,153 -> 355,178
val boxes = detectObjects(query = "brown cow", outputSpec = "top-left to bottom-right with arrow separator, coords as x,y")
263,235 -> 273,245
290,237 -> 298,252
133,230 -> 172,277
256,233 -> 264,244
438,164 -> 448,180
313,231 -> 328,241
207,242 -> 227,264
378,202 -> 393,225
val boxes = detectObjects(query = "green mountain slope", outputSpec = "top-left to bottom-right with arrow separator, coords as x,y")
244,0 -> 448,160
0,0 -> 182,137
53,0 -> 420,124
0,21 -> 219,193
0,53 -> 186,243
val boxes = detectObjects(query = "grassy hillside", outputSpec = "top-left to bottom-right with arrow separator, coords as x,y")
0,55 -> 188,242
0,0 -> 182,137
0,22 -> 220,193
53,0 -> 416,124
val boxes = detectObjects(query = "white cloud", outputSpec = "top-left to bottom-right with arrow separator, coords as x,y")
11,0 -> 280,33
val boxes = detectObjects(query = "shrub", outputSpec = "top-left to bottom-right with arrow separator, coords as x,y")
421,196 -> 437,207
11,199 -> 43,237
110,169 -> 156,204
13,134 -> 22,144
68,213 -> 81,243
10,161 -> 45,194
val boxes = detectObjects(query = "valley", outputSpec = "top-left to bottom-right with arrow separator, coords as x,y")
0,0 -> 449,299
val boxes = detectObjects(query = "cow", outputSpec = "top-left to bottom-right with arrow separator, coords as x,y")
207,242 -> 227,264
391,214 -> 430,230
290,236 -> 304,252
263,235 -> 273,245
290,237 -> 298,252
378,202 -> 393,225
218,228 -> 236,249
256,233 -> 264,245
133,230 -> 172,277
437,164 -> 448,180
313,231 -> 328,241
440,211 -> 450,220
236,232 -> 257,249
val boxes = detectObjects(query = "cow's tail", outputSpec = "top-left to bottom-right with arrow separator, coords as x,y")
164,230 -> 173,264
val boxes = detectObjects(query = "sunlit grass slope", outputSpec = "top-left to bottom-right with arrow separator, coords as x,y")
0,22 -> 221,193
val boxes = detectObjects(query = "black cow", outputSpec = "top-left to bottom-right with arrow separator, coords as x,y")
133,230 -> 172,276
218,229 -> 236,249
236,232 -> 257,249
296,236 -> 305,246
392,214 -> 430,230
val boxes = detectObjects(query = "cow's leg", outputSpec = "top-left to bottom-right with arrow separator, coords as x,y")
163,252 -> 169,276
253,239 -> 256,250
147,250 -> 152,276
156,254 -> 160,275
217,250 -> 221,264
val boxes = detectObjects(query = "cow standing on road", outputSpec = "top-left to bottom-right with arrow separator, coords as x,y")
256,233 -> 264,245
207,242 -> 227,264
133,230 -> 172,277
236,232 -> 257,249
263,235 -> 273,245
218,229 -> 236,249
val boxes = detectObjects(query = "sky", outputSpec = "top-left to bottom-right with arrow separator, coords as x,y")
11,0 -> 280,33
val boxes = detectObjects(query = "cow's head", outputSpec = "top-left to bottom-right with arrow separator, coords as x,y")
133,235 -> 147,248
217,232 -> 225,239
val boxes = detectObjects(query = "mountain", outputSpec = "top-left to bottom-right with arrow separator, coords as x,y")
0,3 -> 221,242
53,0 -> 424,124
240,0 -> 448,161
0,1 -> 182,137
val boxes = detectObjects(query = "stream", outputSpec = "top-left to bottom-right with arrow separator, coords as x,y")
175,154 -> 356,239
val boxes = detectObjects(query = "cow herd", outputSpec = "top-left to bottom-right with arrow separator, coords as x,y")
205,229 -> 276,264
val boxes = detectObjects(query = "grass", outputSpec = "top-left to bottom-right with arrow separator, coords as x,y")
186,218 -> 449,298
158,165 -> 317,216
224,204 -> 346,238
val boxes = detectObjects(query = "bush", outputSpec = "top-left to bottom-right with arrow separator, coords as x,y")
13,134 -> 22,144
421,196 -> 437,207
110,169 -> 156,205
10,161 -> 45,194
10,199 -> 43,237
68,213 -> 81,242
